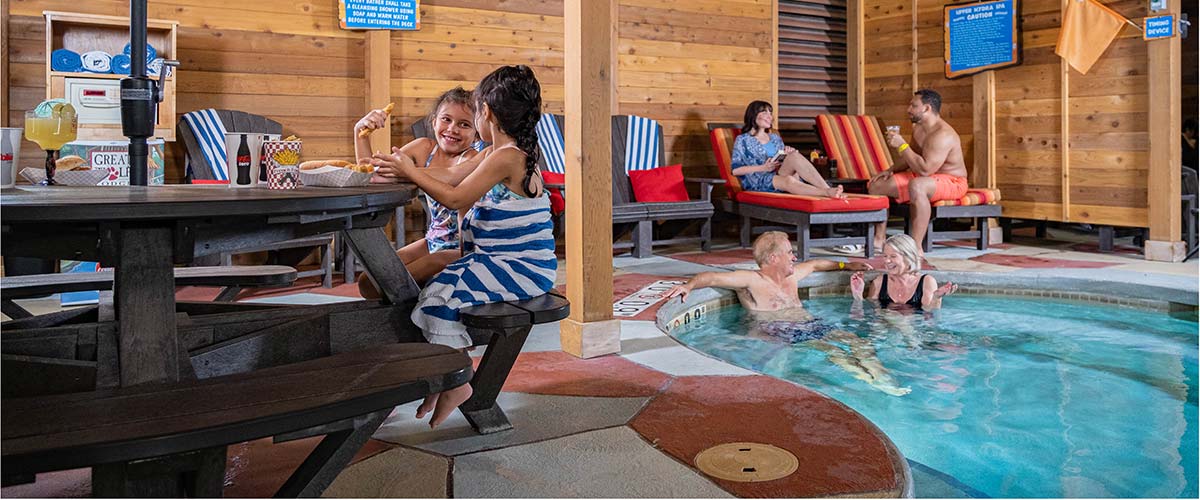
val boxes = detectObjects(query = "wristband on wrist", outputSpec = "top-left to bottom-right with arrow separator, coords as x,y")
898,143 -> 910,153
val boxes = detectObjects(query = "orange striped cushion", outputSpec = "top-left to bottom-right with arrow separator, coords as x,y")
815,115 -> 894,180
932,188 -> 1002,207
709,127 -> 743,194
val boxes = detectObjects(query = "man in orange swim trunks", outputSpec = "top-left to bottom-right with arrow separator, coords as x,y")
867,89 -> 969,254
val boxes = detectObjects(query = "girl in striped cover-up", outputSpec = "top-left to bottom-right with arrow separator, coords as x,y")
371,65 -> 555,428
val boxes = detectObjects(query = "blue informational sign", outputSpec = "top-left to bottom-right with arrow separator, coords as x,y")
944,0 -> 1020,78
1144,15 -> 1175,40
339,0 -> 419,30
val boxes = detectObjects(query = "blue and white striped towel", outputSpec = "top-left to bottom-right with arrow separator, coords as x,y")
412,192 -> 557,348
536,114 -> 565,174
624,115 -> 661,172
181,109 -> 229,181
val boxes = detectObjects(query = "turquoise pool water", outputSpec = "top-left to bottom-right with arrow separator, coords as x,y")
670,296 -> 1198,498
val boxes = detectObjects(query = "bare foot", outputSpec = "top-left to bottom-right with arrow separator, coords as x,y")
825,185 -> 846,199
416,394 -> 437,420
875,383 -> 912,397
429,383 -> 473,428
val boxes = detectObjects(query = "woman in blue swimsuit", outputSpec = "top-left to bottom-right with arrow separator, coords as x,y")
850,234 -> 957,310
730,100 -> 845,198
355,87 -> 485,297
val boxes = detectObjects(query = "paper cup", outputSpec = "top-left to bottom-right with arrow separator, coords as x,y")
263,140 -> 303,189
225,133 -> 263,188
0,128 -> 19,188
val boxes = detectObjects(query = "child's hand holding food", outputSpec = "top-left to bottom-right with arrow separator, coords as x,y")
369,147 -> 415,180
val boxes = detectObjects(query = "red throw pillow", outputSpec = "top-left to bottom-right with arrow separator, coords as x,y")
541,171 -> 566,214
629,164 -> 689,202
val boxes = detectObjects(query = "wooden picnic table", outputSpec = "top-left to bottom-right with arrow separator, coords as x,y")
1,184 -> 422,387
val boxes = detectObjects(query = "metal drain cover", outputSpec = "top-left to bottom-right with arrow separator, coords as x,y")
694,442 -> 798,482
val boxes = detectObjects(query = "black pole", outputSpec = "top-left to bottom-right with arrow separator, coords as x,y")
120,0 -> 152,186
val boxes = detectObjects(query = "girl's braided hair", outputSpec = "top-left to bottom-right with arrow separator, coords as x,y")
474,65 -> 542,196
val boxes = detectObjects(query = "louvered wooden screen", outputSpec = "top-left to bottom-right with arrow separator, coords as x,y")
778,0 -> 848,152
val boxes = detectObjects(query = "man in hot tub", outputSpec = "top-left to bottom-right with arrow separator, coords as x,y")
664,231 -> 910,396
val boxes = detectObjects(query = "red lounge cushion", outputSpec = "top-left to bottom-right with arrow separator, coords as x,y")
541,171 -> 565,215
932,188 -> 1002,207
735,191 -> 890,213
629,164 -> 690,202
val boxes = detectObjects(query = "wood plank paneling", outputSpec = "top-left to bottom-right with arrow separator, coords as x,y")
860,0 -> 1154,228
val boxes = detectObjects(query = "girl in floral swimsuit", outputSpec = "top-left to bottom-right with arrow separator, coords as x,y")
355,87 -> 485,296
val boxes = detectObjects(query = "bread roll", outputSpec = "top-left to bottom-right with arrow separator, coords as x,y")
299,159 -> 353,171
56,155 -> 88,171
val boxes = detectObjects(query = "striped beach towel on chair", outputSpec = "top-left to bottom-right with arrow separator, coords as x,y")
536,114 -> 567,214
536,114 -> 565,175
181,109 -> 230,182
625,115 -> 661,172
412,193 -> 557,348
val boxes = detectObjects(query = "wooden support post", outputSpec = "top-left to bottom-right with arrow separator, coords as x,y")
365,30 -> 391,157
1145,0 -> 1185,261
560,0 -> 620,359
911,0 -> 919,91
2,0 -> 8,126
1060,0 -> 1071,223
973,71 -> 1002,242
847,0 -> 865,115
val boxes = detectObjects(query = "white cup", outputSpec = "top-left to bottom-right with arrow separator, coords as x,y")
225,133 -> 263,188
0,128 -> 21,188
886,125 -> 900,135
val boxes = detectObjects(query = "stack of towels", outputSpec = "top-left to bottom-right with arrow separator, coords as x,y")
51,43 -> 164,76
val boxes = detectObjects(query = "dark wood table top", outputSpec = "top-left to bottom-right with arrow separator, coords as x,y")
0,184 -> 418,223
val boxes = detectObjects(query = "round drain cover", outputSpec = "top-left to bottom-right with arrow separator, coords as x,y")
694,442 -> 798,482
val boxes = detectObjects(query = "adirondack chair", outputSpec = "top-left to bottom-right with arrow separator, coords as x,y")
611,115 -> 722,257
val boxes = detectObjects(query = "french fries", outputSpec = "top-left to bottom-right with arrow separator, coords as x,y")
357,102 -> 396,138
273,149 -> 300,166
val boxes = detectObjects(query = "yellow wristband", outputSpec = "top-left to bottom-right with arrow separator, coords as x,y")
898,143 -> 910,153
839,261 -> 845,270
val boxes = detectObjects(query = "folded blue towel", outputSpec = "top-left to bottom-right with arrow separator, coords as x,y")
122,42 -> 157,63
80,51 -> 112,73
51,49 -> 83,73
110,54 -> 132,75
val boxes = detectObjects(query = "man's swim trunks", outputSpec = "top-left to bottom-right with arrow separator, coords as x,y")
759,319 -> 835,342
891,171 -> 968,204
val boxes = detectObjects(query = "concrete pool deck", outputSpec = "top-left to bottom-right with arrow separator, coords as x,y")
3,226 -> 1196,498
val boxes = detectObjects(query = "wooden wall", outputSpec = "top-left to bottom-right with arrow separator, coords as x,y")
4,0 -> 771,243
861,0 -> 1155,228
616,0 -> 775,177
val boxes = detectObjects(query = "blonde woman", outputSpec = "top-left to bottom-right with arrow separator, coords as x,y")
850,234 -> 956,310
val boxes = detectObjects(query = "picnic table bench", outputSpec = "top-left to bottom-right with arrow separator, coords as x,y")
1,343 -> 471,497
459,291 -> 570,433
0,265 -> 299,320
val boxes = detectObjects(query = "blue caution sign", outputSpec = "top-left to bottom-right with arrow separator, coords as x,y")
339,0 -> 419,30
1144,15 -> 1175,40
944,0 -> 1020,78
